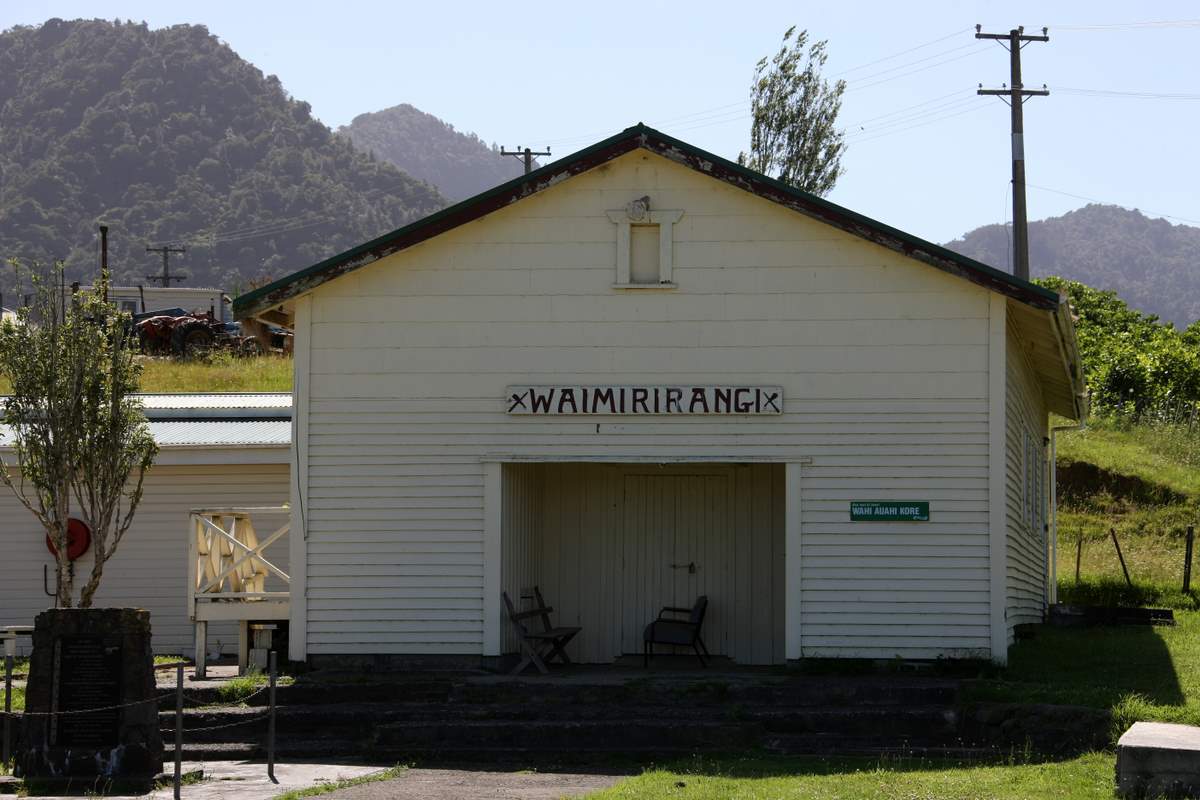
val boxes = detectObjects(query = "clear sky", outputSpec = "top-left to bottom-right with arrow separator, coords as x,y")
3,0 -> 1199,247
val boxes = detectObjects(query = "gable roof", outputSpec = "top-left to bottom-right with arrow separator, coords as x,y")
233,123 -> 1061,321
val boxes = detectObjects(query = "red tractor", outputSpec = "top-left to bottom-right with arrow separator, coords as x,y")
135,309 -> 260,358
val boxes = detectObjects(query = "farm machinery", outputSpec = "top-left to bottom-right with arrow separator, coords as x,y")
134,309 -> 264,358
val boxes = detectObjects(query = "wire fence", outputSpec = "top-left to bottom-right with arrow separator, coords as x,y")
2,652 -> 280,799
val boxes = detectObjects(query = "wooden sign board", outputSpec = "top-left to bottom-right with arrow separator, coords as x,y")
506,385 -> 783,415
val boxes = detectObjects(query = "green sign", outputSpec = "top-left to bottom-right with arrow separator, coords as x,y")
850,501 -> 930,522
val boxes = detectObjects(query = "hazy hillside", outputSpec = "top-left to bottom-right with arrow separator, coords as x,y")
0,18 -> 446,298
338,104 -> 523,201
946,205 -> 1200,328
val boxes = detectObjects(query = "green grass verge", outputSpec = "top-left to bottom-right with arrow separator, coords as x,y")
0,354 -> 292,394
588,754 -> 1114,800
137,354 -> 292,392
215,671 -> 295,704
271,766 -> 406,800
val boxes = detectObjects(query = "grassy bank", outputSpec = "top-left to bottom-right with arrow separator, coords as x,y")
1055,419 -> 1200,598
0,354 -> 292,394
588,753 -> 1114,800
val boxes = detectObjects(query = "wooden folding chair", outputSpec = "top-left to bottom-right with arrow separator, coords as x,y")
502,586 -> 581,675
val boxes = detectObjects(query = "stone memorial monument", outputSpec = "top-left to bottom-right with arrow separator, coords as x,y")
17,608 -> 163,791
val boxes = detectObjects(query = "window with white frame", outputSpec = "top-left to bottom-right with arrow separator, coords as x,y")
607,196 -> 683,288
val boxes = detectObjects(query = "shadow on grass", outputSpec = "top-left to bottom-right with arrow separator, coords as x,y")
968,619 -> 1184,708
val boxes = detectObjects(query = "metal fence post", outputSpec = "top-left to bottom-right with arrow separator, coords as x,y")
1110,528 -> 1133,588
267,651 -> 277,784
174,664 -> 183,800
3,640 -> 12,768
1185,526 -> 1195,593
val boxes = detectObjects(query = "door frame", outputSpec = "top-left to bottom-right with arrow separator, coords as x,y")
482,455 -> 810,662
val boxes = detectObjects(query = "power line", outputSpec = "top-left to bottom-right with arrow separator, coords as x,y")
845,94 -> 982,138
1052,19 -> 1200,31
541,27 -> 984,147
828,27 -> 972,76
1055,86 -> 1200,100
845,46 -> 989,93
847,101 -> 991,144
1026,184 -> 1200,226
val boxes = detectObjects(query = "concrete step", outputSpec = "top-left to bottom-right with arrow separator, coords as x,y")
750,706 -> 959,737
373,717 -> 763,753
162,675 -> 959,711
160,699 -> 962,740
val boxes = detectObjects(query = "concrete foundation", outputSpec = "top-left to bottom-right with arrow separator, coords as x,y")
1117,721 -> 1200,798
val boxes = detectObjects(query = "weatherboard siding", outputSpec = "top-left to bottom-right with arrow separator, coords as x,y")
301,149 -> 994,659
0,463 -> 289,656
1005,307 -> 1050,640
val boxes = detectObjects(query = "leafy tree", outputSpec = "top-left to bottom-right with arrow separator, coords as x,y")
0,262 -> 157,607
1039,276 -> 1200,422
738,26 -> 847,197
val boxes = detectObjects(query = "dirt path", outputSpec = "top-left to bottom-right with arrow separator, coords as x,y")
323,767 -> 628,800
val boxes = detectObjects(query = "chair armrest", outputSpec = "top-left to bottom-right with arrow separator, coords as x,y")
510,607 -> 553,621
657,607 -> 695,619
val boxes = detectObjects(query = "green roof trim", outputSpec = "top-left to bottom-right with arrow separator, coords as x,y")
233,123 -> 1060,320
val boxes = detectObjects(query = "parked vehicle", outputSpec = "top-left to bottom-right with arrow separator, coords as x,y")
134,308 -> 260,358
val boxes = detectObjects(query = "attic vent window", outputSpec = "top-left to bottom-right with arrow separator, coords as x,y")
607,196 -> 683,289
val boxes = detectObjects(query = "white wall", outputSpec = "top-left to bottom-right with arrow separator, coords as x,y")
1005,306 -> 1050,640
0,461 -> 289,655
299,148 -> 995,660
501,462 -> 783,664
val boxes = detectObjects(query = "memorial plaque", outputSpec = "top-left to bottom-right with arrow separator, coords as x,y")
17,608 -> 163,789
52,636 -> 123,747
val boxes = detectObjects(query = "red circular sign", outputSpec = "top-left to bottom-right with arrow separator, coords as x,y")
46,518 -> 92,561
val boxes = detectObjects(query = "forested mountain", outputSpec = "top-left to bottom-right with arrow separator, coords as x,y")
0,18 -> 446,299
338,104 -> 523,201
946,205 -> 1200,328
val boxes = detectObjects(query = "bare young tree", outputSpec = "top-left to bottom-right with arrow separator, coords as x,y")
0,263 -> 157,607
739,26 -> 847,197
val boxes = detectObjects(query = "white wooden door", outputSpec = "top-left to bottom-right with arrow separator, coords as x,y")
620,473 -> 730,655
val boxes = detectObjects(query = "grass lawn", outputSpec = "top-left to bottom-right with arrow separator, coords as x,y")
0,354 -> 293,394
587,753 -> 1114,800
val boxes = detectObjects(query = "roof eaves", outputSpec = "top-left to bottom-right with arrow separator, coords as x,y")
233,125 -> 649,320
234,122 -> 1058,318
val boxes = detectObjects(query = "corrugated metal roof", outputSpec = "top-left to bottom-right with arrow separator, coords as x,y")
137,393 -> 292,410
0,394 -> 292,449
0,420 -> 290,448
148,420 -> 291,447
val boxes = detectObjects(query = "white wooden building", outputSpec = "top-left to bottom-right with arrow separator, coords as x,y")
234,124 -> 1086,666
71,286 -> 230,321
0,394 -> 291,656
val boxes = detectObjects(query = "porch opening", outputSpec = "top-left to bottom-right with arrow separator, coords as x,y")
501,462 -> 785,665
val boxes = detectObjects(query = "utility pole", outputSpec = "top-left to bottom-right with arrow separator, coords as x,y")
145,244 -> 187,287
500,145 -> 551,175
976,24 -> 1049,281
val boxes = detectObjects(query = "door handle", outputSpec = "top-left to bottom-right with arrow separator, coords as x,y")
670,562 -> 697,574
